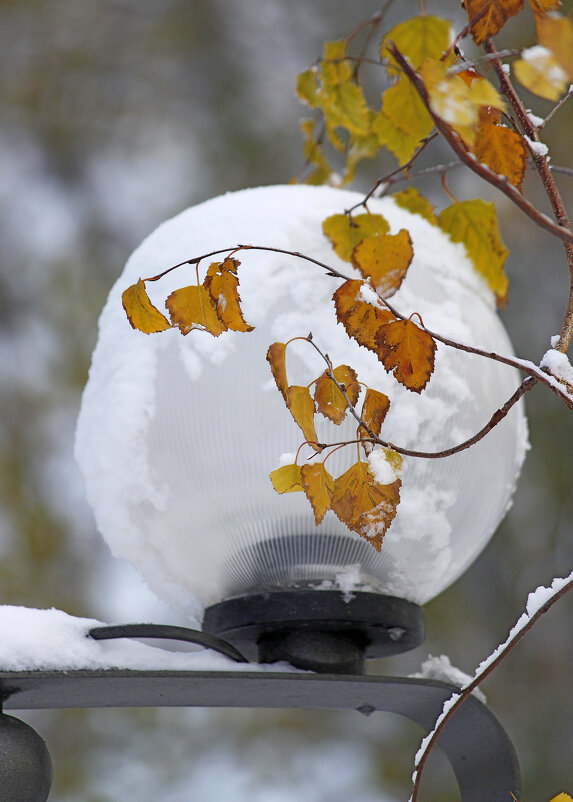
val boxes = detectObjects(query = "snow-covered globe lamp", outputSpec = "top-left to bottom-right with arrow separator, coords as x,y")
75,185 -> 527,672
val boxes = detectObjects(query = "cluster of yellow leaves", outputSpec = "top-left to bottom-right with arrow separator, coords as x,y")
267,337 -> 400,550
121,257 -> 253,337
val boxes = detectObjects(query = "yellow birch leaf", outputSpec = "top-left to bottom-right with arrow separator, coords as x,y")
438,199 -> 509,306
287,385 -> 320,451
381,16 -> 453,73
321,40 -> 353,87
331,460 -> 401,551
322,213 -> 390,262
536,13 -> 573,79
296,68 -> 319,108
462,0 -> 524,45
549,795 -> 573,802
359,389 -> 390,453
373,77 -> 434,164
323,81 -> 372,139
469,76 -> 506,111
333,280 -> 395,352
300,119 -> 332,184
514,48 -> 568,100
375,318 -> 436,393
166,285 -> 227,336
300,462 -> 334,525
122,278 -> 171,334
269,463 -> 303,494
343,127 -> 380,186
351,229 -> 413,298
392,188 -> 438,225
314,365 -> 360,424
473,123 -> 527,190
266,342 -> 288,402
204,258 -> 254,333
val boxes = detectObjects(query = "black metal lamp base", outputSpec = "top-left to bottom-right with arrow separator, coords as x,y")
203,590 -> 425,674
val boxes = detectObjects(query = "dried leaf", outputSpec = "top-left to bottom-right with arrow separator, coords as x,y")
331,460 -> 401,551
375,318 -> 436,393
166,285 -> 227,336
322,213 -> 390,262
269,463 -> 303,494
381,16 -> 453,73
529,0 -> 561,11
287,385 -> 320,451
204,258 -> 254,333
333,280 -> 395,352
392,188 -> 438,225
548,795 -> 573,802
351,229 -> 413,298
122,279 -> 171,334
373,77 -> 434,165
438,199 -> 509,306
314,365 -> 360,424
462,0 -> 524,45
473,122 -> 527,190
359,389 -> 390,454
300,462 -> 334,525
266,342 -> 289,402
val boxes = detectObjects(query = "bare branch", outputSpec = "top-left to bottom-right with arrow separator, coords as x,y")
411,572 -> 573,801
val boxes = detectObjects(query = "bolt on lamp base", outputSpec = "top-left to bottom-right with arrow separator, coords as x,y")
203,590 -> 425,674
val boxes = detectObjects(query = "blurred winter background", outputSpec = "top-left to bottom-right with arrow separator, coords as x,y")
1,1 -> 572,799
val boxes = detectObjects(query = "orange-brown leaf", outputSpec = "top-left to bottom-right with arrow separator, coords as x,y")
536,12 -> 573,79
300,462 -> 334,525
269,463 -> 303,494
375,318 -> 436,393
529,0 -> 561,11
122,279 -> 171,334
462,0 -> 524,45
287,385 -> 320,451
166,285 -> 227,336
314,365 -> 360,424
204,258 -> 254,333
322,213 -> 390,262
359,389 -> 390,454
331,460 -> 401,551
351,230 -> 413,298
473,122 -> 527,190
333,280 -> 395,352
266,342 -> 289,402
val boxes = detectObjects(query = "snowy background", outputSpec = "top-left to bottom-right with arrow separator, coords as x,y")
1,1 -> 573,799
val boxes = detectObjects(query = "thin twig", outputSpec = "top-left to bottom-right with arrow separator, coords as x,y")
144,244 -> 573,410
411,573 -> 573,801
539,85 -> 573,130
484,40 -> 573,354
344,133 -> 439,214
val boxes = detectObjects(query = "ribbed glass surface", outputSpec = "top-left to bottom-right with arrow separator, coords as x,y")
76,185 -> 527,615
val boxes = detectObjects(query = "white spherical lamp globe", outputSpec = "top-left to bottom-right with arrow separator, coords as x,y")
75,185 -> 527,629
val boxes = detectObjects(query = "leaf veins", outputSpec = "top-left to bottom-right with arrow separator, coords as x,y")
300,462 -> 334,525
351,229 -> 413,298
314,364 -> 360,424
333,280 -> 395,352
331,460 -> 401,551
375,318 -> 436,393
